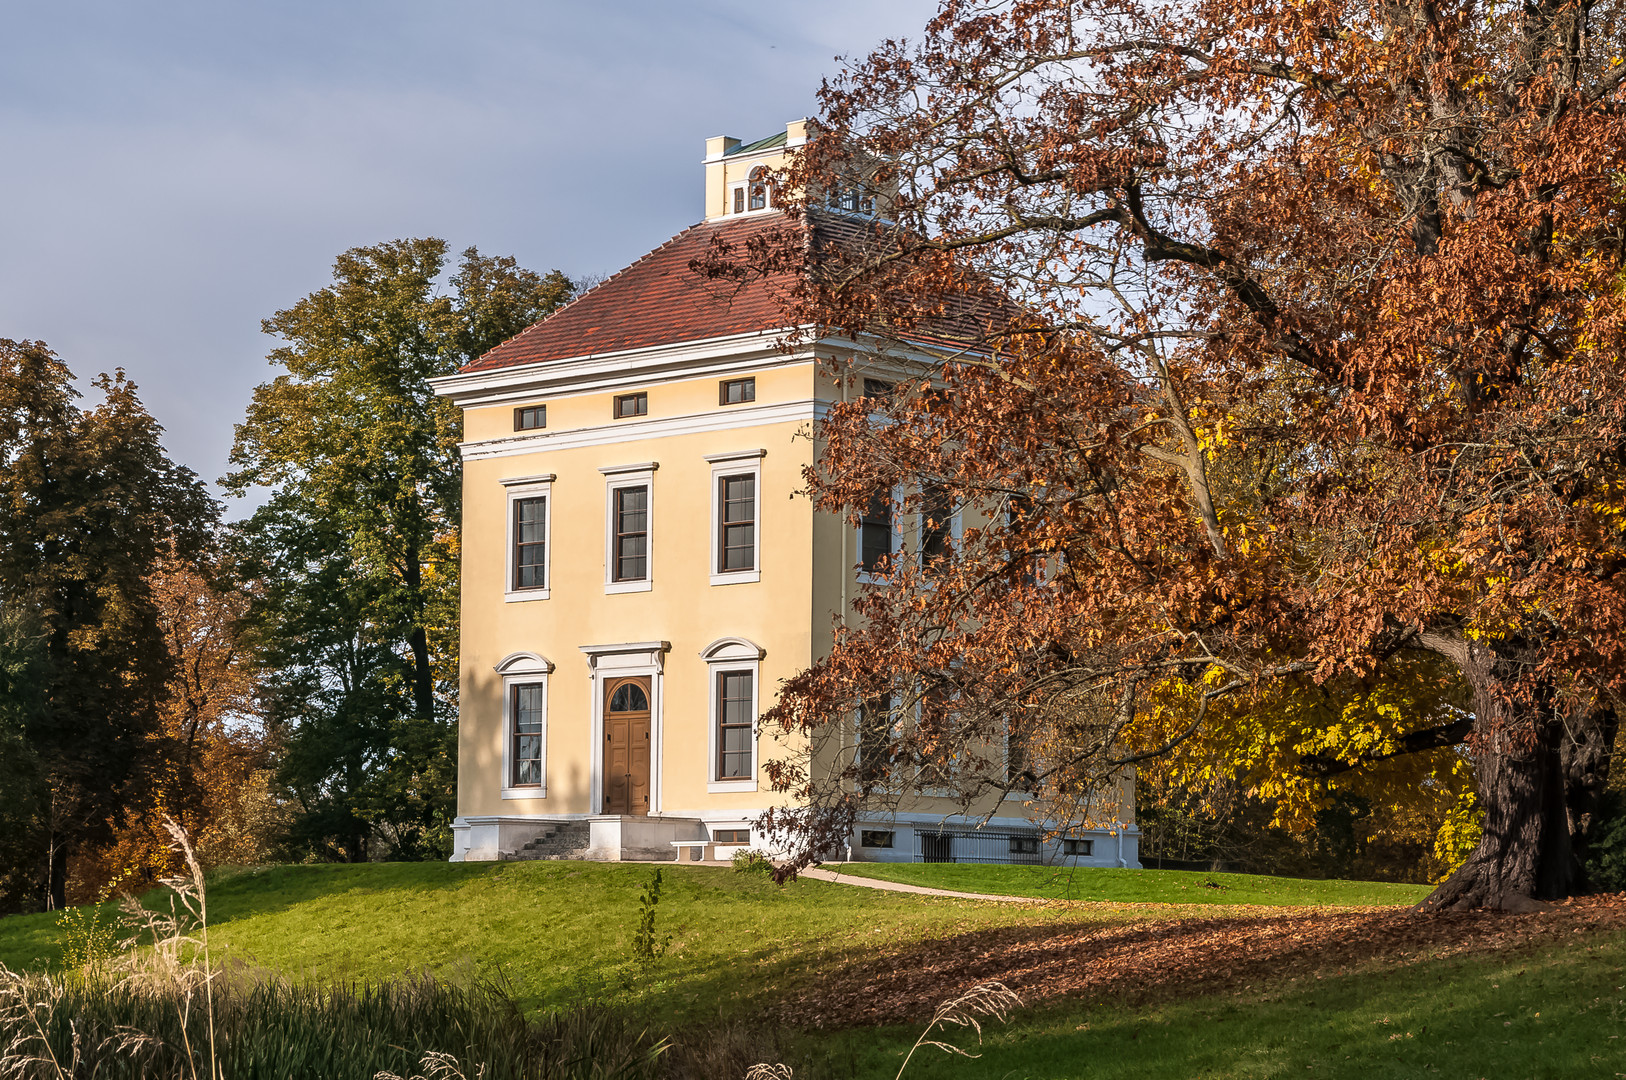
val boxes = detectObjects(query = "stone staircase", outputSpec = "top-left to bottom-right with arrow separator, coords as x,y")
500,821 -> 591,861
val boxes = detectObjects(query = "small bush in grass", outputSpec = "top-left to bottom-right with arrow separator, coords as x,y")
730,851 -> 775,877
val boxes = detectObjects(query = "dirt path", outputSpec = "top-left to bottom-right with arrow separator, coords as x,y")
799,866 -> 1045,903
769,893 -> 1626,1029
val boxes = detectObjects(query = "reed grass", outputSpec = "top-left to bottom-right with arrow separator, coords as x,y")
0,820 -> 666,1080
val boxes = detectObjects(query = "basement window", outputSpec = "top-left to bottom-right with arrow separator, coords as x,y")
713,829 -> 750,845
860,830 -> 895,849
1063,838 -> 1093,857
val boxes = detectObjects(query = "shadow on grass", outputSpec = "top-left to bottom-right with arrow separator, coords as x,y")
762,895 -> 1626,1029
804,931 -> 1626,1079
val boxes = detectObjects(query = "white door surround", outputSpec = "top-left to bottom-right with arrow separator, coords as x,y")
580,641 -> 670,815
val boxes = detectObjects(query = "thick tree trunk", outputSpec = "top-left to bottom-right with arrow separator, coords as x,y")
1417,636 -> 1615,912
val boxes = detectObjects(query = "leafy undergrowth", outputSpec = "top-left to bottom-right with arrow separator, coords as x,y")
804,928 -> 1626,1079
823,861 -> 1432,906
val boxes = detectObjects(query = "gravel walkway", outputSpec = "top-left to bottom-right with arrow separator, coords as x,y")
799,865 -> 1045,903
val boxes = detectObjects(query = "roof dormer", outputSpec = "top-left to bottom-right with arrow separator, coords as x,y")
703,119 -> 811,222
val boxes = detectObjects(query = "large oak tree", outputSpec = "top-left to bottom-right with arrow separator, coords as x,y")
753,0 -> 1626,909
227,240 -> 572,860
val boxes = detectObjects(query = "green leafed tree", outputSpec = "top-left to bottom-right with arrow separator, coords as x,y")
226,240 -> 572,861
0,340 -> 216,910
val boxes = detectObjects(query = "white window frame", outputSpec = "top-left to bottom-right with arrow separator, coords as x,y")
496,652 -> 553,799
706,450 -> 764,585
855,485 -> 904,586
701,637 -> 764,792
600,462 -> 657,594
502,474 -> 554,602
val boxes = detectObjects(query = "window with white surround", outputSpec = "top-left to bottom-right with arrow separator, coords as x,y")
502,475 -> 554,602
496,652 -> 553,798
600,463 -> 657,593
707,450 -> 764,585
701,637 -> 764,791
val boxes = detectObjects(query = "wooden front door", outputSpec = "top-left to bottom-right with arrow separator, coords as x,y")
603,676 -> 652,814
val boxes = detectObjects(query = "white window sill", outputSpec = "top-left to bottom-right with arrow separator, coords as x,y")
504,588 -> 550,603
709,570 -> 761,586
501,786 -> 547,800
707,780 -> 758,793
605,580 -> 652,594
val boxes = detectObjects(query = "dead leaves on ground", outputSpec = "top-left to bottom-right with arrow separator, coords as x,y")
770,895 -> 1626,1029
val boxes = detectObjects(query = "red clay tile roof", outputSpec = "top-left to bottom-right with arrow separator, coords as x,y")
461,215 -> 801,373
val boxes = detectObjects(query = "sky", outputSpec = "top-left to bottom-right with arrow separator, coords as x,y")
0,0 -> 937,512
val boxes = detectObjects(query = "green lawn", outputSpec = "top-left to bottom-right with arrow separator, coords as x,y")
824,861 -> 1432,906
2,861 -> 1611,1080
813,931 -> 1626,1079
0,861 -> 1103,1025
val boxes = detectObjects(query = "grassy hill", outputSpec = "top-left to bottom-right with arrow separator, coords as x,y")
1,861 -> 1618,1079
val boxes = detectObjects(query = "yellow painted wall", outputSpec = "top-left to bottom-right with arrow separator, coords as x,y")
457,363 -> 818,819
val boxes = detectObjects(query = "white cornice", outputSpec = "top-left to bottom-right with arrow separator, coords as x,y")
429,326 -> 821,408
460,399 -> 829,462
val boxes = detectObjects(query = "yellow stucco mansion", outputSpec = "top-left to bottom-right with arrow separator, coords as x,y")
431,120 -> 1141,867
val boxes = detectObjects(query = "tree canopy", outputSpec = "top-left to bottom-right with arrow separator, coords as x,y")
0,340 -> 217,910
755,0 -> 1626,909
226,240 -> 572,861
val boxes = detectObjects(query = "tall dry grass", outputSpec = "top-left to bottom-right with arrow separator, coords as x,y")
0,821 -> 666,1080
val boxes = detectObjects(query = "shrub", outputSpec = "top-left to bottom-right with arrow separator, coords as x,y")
730,850 -> 775,877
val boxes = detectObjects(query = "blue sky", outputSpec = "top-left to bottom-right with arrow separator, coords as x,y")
0,0 -> 936,508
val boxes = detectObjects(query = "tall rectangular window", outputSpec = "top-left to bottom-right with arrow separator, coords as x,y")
511,683 -> 545,787
858,696 -> 897,788
513,405 -> 546,431
860,491 -> 893,573
921,486 -> 954,564
614,392 -> 648,418
719,377 -> 756,405
717,671 -> 753,780
718,474 -> 756,572
613,486 -> 648,581
513,497 -> 546,590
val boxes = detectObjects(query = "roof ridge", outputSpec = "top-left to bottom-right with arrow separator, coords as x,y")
464,220 -> 711,369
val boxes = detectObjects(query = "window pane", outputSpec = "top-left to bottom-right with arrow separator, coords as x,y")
511,683 -> 545,787
922,487 -> 953,562
860,491 -> 892,572
720,378 -> 756,405
614,486 -> 648,581
513,497 -> 546,589
717,670 -> 753,779
718,474 -> 755,572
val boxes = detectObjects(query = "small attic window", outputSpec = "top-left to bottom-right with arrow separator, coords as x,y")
748,167 -> 769,211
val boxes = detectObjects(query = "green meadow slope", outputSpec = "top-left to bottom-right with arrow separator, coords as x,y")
2,862 -> 1618,1079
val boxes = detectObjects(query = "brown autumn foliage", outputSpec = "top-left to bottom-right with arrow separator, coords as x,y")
69,557 -> 279,902
743,0 -> 1626,910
